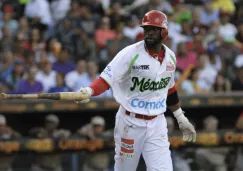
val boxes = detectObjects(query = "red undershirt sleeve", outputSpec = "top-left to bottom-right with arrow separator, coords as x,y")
168,85 -> 176,95
89,77 -> 110,96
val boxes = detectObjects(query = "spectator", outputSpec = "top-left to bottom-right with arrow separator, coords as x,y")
29,114 -> 70,171
107,22 -> 133,59
14,32 -> 28,61
79,5 -> 98,37
74,60 -> 112,97
65,60 -> 87,91
24,0 -> 53,29
176,42 -> 198,71
48,72 -> 71,93
72,28 -> 97,61
211,0 -> 236,14
52,47 -> 75,75
108,2 -> 126,29
200,0 -> 220,26
0,51 -> 15,82
0,114 -> 21,171
17,16 -> 29,38
197,54 -> 218,92
0,25 -> 14,53
55,18 -> 75,54
66,1 -> 80,19
180,68 -> 202,95
123,15 -> 143,41
212,73 -> 231,92
6,60 -> 24,92
23,50 -> 36,67
218,11 -> 238,43
25,28 -> 45,59
36,60 -> 57,92
230,112 -> 243,171
0,5 -> 18,36
170,0 -> 192,24
77,116 -> 112,171
0,114 -> 21,139
86,0 -> 105,17
180,19 -> 193,40
217,33 -> 241,79
45,37 -> 61,63
232,55 -> 243,91
16,66 -> 44,94
95,17 -> 116,49
50,0 -> 71,23
186,29 -> 205,55
207,42 -> 222,72
195,116 -> 229,171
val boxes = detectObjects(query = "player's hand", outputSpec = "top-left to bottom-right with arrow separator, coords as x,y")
175,114 -> 196,142
178,120 -> 196,142
74,87 -> 93,104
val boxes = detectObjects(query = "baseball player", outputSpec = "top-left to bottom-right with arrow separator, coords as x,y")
76,10 -> 196,171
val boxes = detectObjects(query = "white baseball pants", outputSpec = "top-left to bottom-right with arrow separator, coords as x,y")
114,106 -> 173,171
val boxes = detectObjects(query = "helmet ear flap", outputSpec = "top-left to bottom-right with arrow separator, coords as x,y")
161,28 -> 168,40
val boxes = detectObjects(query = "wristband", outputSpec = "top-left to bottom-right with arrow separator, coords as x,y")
173,108 -> 183,117
86,87 -> 93,96
173,108 -> 188,124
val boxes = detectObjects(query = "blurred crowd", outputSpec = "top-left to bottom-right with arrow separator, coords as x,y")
0,0 -> 242,96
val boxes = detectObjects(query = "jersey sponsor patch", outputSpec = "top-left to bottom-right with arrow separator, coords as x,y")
120,138 -> 135,159
130,76 -> 171,92
130,98 -> 165,110
132,65 -> 150,70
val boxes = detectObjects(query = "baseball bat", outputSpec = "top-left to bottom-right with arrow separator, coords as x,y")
0,92 -> 89,101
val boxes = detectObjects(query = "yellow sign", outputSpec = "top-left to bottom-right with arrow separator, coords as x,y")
25,139 -> 53,152
0,141 -> 20,153
58,139 -> 104,152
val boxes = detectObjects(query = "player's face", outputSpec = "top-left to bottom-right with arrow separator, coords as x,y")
143,26 -> 162,48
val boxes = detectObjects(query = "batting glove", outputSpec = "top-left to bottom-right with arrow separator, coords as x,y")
173,109 -> 196,142
75,87 -> 93,104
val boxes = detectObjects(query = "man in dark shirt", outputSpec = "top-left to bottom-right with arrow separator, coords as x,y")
232,56 -> 243,91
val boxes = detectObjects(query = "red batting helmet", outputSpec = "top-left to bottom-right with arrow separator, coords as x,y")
141,10 -> 168,40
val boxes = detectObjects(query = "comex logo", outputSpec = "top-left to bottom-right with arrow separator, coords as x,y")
132,65 -> 149,70
130,98 -> 165,110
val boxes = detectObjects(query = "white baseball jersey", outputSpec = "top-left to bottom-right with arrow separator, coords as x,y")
100,41 -> 177,115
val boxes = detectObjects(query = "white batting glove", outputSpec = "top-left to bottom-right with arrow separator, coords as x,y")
173,109 -> 196,142
75,87 -> 93,104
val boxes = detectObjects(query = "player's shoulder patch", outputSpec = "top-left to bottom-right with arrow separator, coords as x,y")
163,44 -> 176,66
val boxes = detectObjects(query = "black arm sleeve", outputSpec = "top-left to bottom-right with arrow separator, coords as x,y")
166,91 -> 179,106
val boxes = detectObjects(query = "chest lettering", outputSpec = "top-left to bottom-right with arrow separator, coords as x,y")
130,76 -> 171,92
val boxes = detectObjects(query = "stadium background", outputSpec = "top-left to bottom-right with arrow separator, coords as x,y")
0,0 -> 243,171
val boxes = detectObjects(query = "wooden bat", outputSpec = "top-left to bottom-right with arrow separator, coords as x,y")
0,92 -> 89,101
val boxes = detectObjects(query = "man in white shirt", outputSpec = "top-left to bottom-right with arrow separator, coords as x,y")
24,0 -> 53,26
36,61 -> 56,92
123,15 -> 143,41
65,60 -> 86,91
